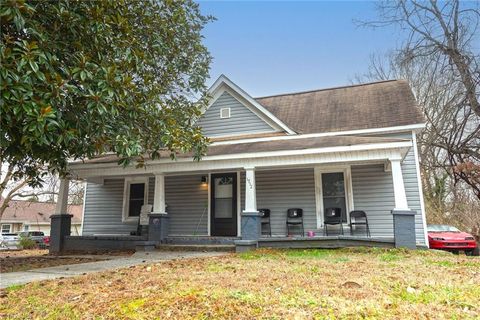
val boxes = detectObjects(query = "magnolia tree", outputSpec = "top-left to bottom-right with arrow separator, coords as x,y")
0,0 -> 212,180
0,0 -> 213,218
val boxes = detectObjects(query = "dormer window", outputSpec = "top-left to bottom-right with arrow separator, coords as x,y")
220,107 -> 231,119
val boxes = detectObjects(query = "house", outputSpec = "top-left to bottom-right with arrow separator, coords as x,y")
50,75 -> 427,253
1,200 -> 82,236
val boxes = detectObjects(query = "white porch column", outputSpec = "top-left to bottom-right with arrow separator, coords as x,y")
240,167 -> 261,242
55,178 -> 70,214
243,167 -> 257,213
153,173 -> 166,214
390,159 -> 409,210
149,173 -> 169,242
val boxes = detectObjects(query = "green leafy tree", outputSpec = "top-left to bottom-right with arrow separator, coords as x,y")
0,0 -> 212,188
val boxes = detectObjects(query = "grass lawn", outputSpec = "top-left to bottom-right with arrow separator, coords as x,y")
1,248 -> 479,319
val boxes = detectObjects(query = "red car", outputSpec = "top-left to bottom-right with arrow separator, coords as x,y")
428,225 -> 478,256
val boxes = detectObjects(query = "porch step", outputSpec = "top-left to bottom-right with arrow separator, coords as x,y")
156,244 -> 235,252
165,236 -> 239,245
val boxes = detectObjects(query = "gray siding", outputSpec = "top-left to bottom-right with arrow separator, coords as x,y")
351,165 -> 395,238
351,152 -> 425,244
82,179 -> 136,235
83,175 -> 207,236
361,132 -> 426,244
165,175 -> 208,236
241,168 -> 317,236
81,134 -> 425,244
401,146 -> 426,244
197,91 -> 276,137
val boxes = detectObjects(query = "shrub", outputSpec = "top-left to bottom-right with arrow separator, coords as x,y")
19,237 -> 36,249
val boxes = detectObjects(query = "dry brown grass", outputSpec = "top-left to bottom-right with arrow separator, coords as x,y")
1,248 -> 479,319
0,249 -> 102,273
0,249 -> 49,258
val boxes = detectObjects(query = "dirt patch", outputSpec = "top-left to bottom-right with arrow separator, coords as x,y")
0,249 -> 49,259
0,255 -> 102,273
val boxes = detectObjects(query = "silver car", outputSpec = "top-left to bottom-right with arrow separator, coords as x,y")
0,233 -> 21,249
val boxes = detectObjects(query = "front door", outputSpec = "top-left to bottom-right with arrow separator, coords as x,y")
211,173 -> 237,236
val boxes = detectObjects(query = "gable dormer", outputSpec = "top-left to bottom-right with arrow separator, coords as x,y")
197,75 -> 295,138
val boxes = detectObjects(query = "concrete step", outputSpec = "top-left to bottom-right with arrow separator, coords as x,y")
156,244 -> 235,252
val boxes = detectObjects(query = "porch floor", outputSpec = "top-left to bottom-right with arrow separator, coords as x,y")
258,235 -> 395,249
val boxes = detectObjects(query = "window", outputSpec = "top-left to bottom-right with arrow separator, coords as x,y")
1,224 -> 11,234
123,178 -> 149,221
314,167 -> 354,228
220,107 -> 231,119
322,172 -> 347,223
23,225 -> 29,231
214,176 -> 234,218
128,183 -> 145,217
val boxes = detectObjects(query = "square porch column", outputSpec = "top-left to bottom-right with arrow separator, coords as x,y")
390,158 -> 416,249
239,167 -> 261,244
50,178 -> 72,254
148,173 -> 169,242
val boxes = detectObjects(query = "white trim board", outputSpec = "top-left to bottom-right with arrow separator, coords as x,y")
237,171 -> 241,237
79,181 -> 87,236
314,166 -> 354,229
121,177 -> 149,223
70,141 -> 413,172
207,173 -> 211,236
412,131 -> 429,246
71,148 -> 410,179
205,75 -> 295,134
212,123 -> 426,146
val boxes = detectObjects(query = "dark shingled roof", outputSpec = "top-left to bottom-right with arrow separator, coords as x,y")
70,80 -> 421,166
71,135 -> 409,165
255,80 -> 424,134
0,200 -> 83,224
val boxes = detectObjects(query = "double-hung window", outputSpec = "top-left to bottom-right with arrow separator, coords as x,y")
123,178 -> 149,221
1,224 -> 12,234
322,172 -> 347,222
315,167 -> 353,228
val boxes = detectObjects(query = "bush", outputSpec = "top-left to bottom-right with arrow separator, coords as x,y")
19,237 -> 36,249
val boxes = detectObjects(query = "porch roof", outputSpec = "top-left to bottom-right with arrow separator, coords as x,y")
71,135 -> 408,165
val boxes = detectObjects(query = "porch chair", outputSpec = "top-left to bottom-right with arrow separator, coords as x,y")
259,208 -> 271,237
349,210 -> 371,237
130,204 -> 152,236
324,207 -> 344,236
286,208 -> 304,236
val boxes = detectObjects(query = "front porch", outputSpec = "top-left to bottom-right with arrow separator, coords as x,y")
50,136 -> 426,253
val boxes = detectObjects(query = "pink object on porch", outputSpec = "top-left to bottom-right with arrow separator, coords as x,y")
307,231 -> 315,237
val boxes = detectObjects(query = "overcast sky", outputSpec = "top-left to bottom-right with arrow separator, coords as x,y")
200,1 -> 402,97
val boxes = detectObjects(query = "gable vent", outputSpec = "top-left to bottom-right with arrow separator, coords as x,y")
220,107 -> 231,119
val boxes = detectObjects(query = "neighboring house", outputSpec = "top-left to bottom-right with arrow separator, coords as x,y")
55,75 -> 427,252
0,200 -> 82,236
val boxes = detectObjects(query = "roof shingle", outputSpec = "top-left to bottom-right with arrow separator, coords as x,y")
255,80 -> 424,134
0,200 -> 82,224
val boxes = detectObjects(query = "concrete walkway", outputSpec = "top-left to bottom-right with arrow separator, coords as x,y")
0,251 -> 227,289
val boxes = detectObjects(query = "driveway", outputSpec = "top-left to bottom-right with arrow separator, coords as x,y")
0,251 -> 227,289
